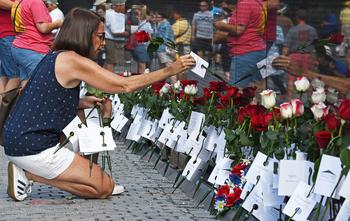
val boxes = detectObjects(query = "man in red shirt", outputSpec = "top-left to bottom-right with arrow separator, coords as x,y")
11,0 -> 62,86
214,0 -> 266,88
0,0 -> 19,93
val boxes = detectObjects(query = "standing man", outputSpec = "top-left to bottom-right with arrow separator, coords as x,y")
11,0 -> 62,86
214,0 -> 266,88
191,1 -> 214,59
172,8 -> 191,55
45,0 -> 64,37
0,0 -> 19,93
104,0 -> 129,73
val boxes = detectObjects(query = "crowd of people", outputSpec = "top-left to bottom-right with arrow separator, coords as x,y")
1,0 -> 350,202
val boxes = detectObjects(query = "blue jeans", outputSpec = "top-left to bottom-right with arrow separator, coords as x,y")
0,36 -> 18,78
11,47 -> 45,80
230,50 -> 266,88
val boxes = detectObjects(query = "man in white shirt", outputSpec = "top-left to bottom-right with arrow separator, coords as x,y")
45,0 -> 64,37
104,0 -> 129,73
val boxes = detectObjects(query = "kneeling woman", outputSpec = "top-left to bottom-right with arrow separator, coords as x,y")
3,8 -> 195,201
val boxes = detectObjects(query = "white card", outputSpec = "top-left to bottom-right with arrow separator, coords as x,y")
126,119 -> 142,142
130,105 -> 140,119
215,142 -> 225,164
216,169 -> 231,186
185,132 -> 205,157
158,108 -> 174,129
245,152 -> 269,185
283,182 -> 318,221
261,159 -> 284,207
84,108 -> 99,120
335,198 -> 350,221
278,160 -> 314,196
182,157 -> 205,182
111,114 -> 129,133
208,158 -> 233,185
157,123 -> 176,148
204,127 -> 226,152
314,155 -> 342,198
78,126 -> 116,153
171,122 -> 188,152
257,52 -> 280,79
62,116 -> 82,152
187,111 -> 205,137
190,51 -> 208,78
339,174 -> 350,199
242,182 -> 266,221
112,103 -> 124,118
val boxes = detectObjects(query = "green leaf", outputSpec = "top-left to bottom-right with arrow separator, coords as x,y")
274,148 -> 285,160
312,158 -> 321,183
266,130 -> 278,141
147,43 -> 160,53
340,148 -> 350,175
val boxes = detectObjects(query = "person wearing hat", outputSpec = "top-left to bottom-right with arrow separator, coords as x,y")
104,0 -> 129,73
45,0 -> 64,37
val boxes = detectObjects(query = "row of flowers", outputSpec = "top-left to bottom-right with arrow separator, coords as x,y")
116,76 -> 350,220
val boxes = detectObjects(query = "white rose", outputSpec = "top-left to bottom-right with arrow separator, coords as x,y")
294,76 -> 310,92
310,102 -> 329,120
311,78 -> 325,89
123,71 -> 128,77
173,80 -> 181,90
280,102 -> 293,119
160,84 -> 170,95
184,84 -> 198,95
144,68 -> 150,74
311,87 -> 326,104
260,89 -> 276,109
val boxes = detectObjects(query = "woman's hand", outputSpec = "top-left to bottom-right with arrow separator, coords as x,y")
171,54 -> 196,75
78,96 -> 103,109
100,98 -> 113,118
272,55 -> 292,72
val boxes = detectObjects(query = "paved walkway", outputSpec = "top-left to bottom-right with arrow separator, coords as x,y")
0,141 -> 216,221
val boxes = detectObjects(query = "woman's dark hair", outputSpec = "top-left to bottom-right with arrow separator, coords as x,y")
52,8 -> 104,58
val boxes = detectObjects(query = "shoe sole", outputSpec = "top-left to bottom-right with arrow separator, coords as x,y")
7,162 -> 18,201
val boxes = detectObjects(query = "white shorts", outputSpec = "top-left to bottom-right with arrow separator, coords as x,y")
6,144 -> 75,180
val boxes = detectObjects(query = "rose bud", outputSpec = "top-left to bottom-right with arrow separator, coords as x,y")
280,102 -> 293,119
260,89 -> 276,109
294,76 -> 310,92
310,102 -> 329,121
311,87 -> 326,104
338,99 -> 350,121
291,99 -> 304,117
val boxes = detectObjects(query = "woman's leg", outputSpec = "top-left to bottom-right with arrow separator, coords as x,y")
25,154 -> 115,199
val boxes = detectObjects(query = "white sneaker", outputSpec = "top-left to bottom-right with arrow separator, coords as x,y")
7,162 -> 33,201
112,184 -> 125,195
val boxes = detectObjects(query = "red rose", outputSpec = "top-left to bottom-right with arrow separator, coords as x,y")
134,30 -> 150,43
216,185 -> 230,197
227,86 -> 239,97
194,97 -> 205,106
220,95 -> 230,106
314,131 -> 332,149
181,80 -> 198,87
203,88 -> 212,99
215,105 -> 226,110
251,112 -> 272,132
209,81 -> 228,91
243,86 -> 257,98
151,82 -> 165,94
339,99 -> 350,121
329,33 -> 344,45
225,187 -> 242,208
324,113 -> 340,131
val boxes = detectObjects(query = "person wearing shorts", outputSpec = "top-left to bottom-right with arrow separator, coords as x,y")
11,0 -> 62,86
191,1 -> 214,59
215,0 -> 266,88
104,0 -> 128,73
3,8 -> 196,202
0,0 -> 20,92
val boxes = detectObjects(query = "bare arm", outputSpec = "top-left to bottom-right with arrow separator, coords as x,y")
0,0 -> 13,10
36,20 -> 62,34
56,51 -> 195,94
214,22 -> 246,36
